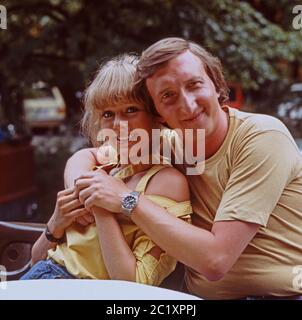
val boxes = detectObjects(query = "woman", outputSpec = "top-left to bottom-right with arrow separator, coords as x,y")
21,54 -> 192,286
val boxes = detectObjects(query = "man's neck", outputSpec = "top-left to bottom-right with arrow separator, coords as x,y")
205,109 -> 229,160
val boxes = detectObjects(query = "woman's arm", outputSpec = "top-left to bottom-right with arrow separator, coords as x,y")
93,208 -> 171,283
94,206 -> 178,285
31,187 -> 87,265
64,148 -> 98,188
93,208 -> 136,281
89,167 -> 192,284
30,230 -> 57,266
64,148 -> 99,226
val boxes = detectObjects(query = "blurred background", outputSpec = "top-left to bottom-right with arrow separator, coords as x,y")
0,0 -> 302,223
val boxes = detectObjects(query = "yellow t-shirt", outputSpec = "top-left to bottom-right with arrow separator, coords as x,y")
48,165 -> 192,286
164,106 -> 302,299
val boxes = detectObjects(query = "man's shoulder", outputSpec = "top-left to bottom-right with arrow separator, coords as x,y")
227,108 -> 301,157
230,107 -> 291,136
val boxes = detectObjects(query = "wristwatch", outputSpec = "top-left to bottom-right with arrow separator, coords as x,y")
45,225 -> 65,244
121,191 -> 140,217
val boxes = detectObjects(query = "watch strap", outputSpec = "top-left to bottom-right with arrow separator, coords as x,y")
45,225 -> 65,244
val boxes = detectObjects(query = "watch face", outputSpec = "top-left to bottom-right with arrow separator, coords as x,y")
123,195 -> 136,209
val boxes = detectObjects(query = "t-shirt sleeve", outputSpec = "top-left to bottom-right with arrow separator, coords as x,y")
215,130 -> 299,226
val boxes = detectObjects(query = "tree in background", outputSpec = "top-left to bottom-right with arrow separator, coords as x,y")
0,0 -> 301,133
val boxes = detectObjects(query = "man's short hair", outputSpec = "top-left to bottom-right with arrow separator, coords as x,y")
136,37 -> 229,115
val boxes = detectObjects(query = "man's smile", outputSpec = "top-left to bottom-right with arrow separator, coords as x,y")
182,110 -> 205,122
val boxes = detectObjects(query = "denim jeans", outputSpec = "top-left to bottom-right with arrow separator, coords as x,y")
20,259 -> 76,280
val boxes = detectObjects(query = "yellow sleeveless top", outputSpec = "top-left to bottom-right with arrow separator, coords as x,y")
48,165 -> 192,286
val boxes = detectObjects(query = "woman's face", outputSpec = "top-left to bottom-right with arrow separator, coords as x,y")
99,101 -> 154,161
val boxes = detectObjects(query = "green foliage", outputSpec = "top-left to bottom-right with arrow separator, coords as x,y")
1,0 -> 301,121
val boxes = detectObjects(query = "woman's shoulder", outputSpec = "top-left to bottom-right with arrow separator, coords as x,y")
145,165 -> 190,202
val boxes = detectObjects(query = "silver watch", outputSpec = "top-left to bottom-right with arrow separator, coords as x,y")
121,191 -> 140,216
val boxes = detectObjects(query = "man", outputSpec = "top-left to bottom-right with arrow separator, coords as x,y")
65,38 -> 302,299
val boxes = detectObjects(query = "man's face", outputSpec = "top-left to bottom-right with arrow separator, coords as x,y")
146,50 -> 223,137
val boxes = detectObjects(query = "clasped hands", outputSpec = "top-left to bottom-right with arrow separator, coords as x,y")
75,169 -> 131,212
49,170 -> 131,236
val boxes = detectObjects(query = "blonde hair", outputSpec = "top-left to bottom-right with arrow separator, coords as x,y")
82,54 -> 146,146
136,37 -> 229,115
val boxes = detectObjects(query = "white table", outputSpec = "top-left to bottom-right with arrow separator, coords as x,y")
0,279 -> 201,300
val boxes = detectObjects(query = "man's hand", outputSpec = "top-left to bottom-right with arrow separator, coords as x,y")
75,170 -> 131,213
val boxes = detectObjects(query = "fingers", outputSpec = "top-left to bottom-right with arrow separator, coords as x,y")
62,192 -> 78,202
74,213 -> 95,226
61,199 -> 84,213
75,216 -> 90,226
84,194 -> 96,211
82,214 -> 95,223
74,178 -> 94,193
74,171 -> 108,190
57,190 -> 78,207
78,186 -> 97,204
57,187 -> 75,197
65,208 -> 89,219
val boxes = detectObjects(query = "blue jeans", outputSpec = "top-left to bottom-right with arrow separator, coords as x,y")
20,259 -> 76,280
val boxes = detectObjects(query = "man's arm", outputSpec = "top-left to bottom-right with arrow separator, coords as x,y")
132,197 -> 259,281
132,130 -> 296,281
75,167 -> 258,281
64,148 -> 98,188
73,130 -> 296,281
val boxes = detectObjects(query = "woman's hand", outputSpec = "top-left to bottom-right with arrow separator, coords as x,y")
47,187 -> 89,238
74,213 -> 95,226
74,170 -> 131,213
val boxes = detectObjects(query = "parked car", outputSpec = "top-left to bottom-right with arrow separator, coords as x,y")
23,84 -> 66,129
